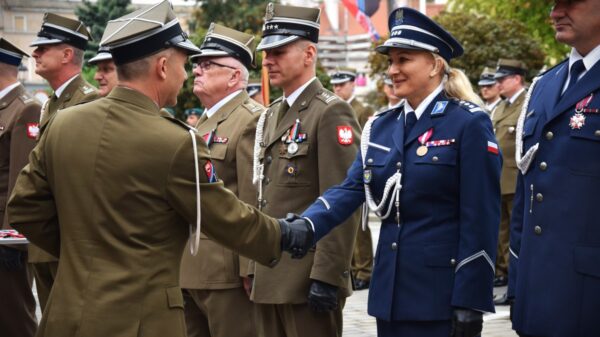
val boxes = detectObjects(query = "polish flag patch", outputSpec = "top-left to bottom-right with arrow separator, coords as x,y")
487,141 -> 499,155
204,160 -> 217,183
26,123 -> 40,139
337,126 -> 353,145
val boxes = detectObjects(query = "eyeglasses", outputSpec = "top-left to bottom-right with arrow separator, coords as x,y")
192,60 -> 237,72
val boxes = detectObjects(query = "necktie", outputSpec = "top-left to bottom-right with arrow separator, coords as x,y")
276,99 -> 289,126
404,110 -> 417,142
564,59 -> 585,95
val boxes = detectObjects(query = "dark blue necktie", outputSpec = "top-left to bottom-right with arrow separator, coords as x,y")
404,111 -> 417,142
564,60 -> 585,94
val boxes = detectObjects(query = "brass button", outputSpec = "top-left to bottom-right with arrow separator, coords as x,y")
396,162 -> 402,169
391,242 -> 398,251
546,131 -> 554,140
367,158 -> 374,164
265,177 -> 271,185
261,199 -> 267,207
450,258 -> 456,266
508,126 -> 516,134
266,156 -> 272,164
595,130 -> 600,137
536,193 -> 544,202
539,162 -> 547,171
432,156 -> 439,162
534,225 -> 542,235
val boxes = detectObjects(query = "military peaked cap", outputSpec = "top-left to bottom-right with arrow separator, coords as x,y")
478,66 -> 497,86
330,67 -> 357,84
31,13 -> 92,50
88,46 -> 113,65
256,2 -> 321,51
191,23 -> 256,69
494,59 -> 527,79
0,37 -> 29,66
247,79 -> 262,97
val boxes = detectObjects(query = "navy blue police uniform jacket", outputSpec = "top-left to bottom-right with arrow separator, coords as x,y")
508,58 -> 600,337
303,92 -> 501,322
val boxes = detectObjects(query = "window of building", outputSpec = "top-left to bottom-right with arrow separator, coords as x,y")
14,15 -> 26,32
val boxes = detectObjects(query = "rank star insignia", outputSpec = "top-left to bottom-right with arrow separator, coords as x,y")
569,113 -> 586,130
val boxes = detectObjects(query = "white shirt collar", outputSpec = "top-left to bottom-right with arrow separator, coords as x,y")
284,77 -> 317,107
404,82 -> 444,123
509,88 -> 525,104
0,82 -> 21,101
54,74 -> 79,98
486,97 -> 502,111
563,44 -> 600,93
346,95 -> 356,104
205,90 -> 242,119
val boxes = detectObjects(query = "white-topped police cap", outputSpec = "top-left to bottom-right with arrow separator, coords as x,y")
494,58 -> 527,79
88,46 -> 113,65
247,79 -> 262,97
478,66 -> 496,86
0,38 -> 29,66
190,23 -> 256,69
100,0 -> 200,65
330,67 -> 357,84
376,7 -> 463,62
31,13 -> 92,50
256,2 -> 321,51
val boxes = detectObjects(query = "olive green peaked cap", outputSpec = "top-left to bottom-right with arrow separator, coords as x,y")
256,2 -> 321,51
330,67 -> 357,84
191,23 -> 257,69
494,59 -> 527,79
31,13 -> 92,50
100,0 -> 200,65
478,66 -> 497,86
0,37 -> 30,66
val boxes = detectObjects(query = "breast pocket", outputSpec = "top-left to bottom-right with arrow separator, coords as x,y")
277,141 -> 311,186
209,142 -> 228,161
569,115 -> 600,177
414,146 -> 457,167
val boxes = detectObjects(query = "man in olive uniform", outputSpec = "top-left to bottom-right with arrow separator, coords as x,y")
382,75 -> 401,110
28,13 -> 100,310
89,47 -> 117,97
478,66 -> 502,115
330,67 -> 374,290
180,23 -> 264,337
7,2 -> 313,336
0,37 -> 40,337
251,3 -> 361,336
491,59 -> 527,303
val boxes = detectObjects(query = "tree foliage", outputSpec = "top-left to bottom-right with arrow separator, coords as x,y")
447,0 -> 569,64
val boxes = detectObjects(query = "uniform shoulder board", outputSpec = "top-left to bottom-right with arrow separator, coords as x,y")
316,91 -> 338,105
162,115 -> 195,132
268,96 -> 283,107
451,99 -> 485,114
243,99 -> 264,114
81,85 -> 96,95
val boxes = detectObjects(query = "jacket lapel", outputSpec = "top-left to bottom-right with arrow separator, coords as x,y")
404,94 -> 439,145
57,75 -> 83,110
391,106 -> 406,155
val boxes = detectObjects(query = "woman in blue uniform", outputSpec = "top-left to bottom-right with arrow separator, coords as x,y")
293,7 -> 502,337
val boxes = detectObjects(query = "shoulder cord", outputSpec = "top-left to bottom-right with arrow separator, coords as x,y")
361,113 -> 403,228
188,129 -> 201,256
515,76 -> 541,175
252,109 -> 268,209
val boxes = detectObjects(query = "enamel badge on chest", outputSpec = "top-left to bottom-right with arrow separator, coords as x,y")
570,94 -> 594,130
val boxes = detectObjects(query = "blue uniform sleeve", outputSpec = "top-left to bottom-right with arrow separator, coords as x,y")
507,173 -> 524,299
302,150 -> 366,241
451,112 -> 502,313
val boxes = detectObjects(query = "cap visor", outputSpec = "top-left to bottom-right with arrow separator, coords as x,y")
176,39 -> 201,55
478,79 -> 496,86
257,35 -> 300,51
88,52 -> 113,64
493,72 -> 511,80
330,78 -> 352,85
189,48 -> 229,61
30,37 -> 63,47
375,41 -> 425,55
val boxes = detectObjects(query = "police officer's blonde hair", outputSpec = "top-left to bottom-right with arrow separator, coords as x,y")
433,53 -> 483,106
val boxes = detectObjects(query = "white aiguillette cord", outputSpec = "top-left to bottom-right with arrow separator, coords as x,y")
188,129 -> 201,256
252,109 -> 268,208
515,76 -> 540,175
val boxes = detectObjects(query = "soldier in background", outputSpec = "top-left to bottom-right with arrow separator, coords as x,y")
251,3 -> 360,337
478,66 -> 502,115
180,23 -> 264,337
28,13 -> 100,311
247,79 -> 264,105
89,47 -> 117,97
382,75 -> 402,110
330,67 -> 374,290
0,37 -> 41,337
185,108 -> 204,127
491,59 -> 528,305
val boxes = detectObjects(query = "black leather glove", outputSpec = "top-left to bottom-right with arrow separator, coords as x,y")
307,279 -> 339,313
0,246 -> 24,271
451,308 -> 483,337
278,213 -> 314,259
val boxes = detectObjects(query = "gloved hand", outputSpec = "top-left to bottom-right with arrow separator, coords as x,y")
307,279 -> 339,313
278,213 -> 314,259
0,246 -> 24,271
451,308 -> 483,337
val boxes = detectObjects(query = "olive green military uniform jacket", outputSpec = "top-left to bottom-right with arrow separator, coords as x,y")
30,74 -> 99,263
350,97 -> 374,128
251,79 -> 360,304
492,90 -> 525,195
0,83 -> 41,228
180,90 -> 263,289
7,87 -> 282,337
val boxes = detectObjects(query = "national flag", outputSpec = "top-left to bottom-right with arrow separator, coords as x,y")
341,0 -> 381,41
487,141 -> 499,155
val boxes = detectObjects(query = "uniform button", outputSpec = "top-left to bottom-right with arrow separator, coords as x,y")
342,270 -> 350,278
546,131 -> 554,140
396,162 -> 402,169
539,162 -> 547,171
261,199 -> 268,207
450,259 -> 456,266
534,226 -> 542,235
595,130 -> 600,137
266,156 -> 272,164
432,156 -> 439,162
260,142 -> 265,147
265,177 -> 271,185
508,126 -> 516,134
536,193 -> 543,202
367,158 -> 373,164
391,242 -> 398,251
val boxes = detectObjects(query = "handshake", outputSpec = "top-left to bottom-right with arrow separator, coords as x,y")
278,213 -> 314,259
